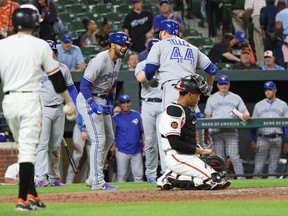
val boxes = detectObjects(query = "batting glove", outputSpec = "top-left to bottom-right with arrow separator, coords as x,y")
103,105 -> 114,115
90,102 -> 105,115
147,77 -> 159,88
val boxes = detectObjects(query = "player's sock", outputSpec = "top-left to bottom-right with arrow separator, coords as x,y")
28,165 -> 38,197
18,163 -> 36,200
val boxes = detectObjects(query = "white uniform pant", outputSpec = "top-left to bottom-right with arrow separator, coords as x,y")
2,92 -> 42,164
165,149 -> 215,186
76,93 -> 114,186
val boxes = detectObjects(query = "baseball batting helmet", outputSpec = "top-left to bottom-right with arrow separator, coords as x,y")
264,81 -> 276,90
119,94 -> 131,103
12,5 -> 40,32
217,75 -> 230,84
46,40 -> 58,55
109,32 -> 129,45
175,74 -> 210,96
159,20 -> 179,36
148,39 -> 160,50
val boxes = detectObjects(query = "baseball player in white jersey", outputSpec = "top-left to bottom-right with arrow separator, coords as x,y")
66,115 -> 91,184
0,5 -> 75,211
204,75 -> 250,179
35,40 -> 78,187
157,74 -> 230,190
76,32 -> 129,190
250,81 -> 288,178
135,39 -> 166,183
144,20 -> 218,110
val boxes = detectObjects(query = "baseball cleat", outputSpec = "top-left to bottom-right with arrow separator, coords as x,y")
16,198 -> 33,211
91,183 -> 118,190
50,181 -> 64,186
85,178 -> 93,187
35,180 -> 49,187
147,178 -> 156,183
157,177 -> 173,190
27,194 -> 46,210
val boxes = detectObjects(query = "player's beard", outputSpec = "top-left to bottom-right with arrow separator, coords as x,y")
115,48 -> 127,59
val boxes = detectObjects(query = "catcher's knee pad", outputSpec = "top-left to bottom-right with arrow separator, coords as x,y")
167,175 -> 196,190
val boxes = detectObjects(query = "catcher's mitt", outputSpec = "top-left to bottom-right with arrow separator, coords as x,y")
201,155 -> 226,172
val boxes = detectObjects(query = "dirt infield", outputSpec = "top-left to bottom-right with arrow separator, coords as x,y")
1,187 -> 288,203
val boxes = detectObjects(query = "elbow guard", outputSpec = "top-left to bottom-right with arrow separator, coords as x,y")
203,62 -> 218,76
48,70 -> 67,93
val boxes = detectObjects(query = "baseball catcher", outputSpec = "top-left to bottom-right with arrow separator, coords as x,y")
157,74 -> 231,190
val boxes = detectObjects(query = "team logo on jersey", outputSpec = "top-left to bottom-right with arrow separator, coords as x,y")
132,118 -> 139,125
171,121 -> 178,129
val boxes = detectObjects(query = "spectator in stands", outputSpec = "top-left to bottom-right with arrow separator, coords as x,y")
231,0 -> 245,32
95,17 -> 110,50
56,33 -> 86,72
233,30 -> 255,63
275,1 -> 288,69
153,0 -> 185,37
241,0 -> 266,66
123,0 -> 153,53
127,52 -> 139,71
205,0 -> 225,38
208,33 -> 240,64
113,95 -> 145,182
4,163 -> 19,184
138,36 -> 152,62
35,0 -> 58,42
0,0 -> 19,39
233,48 -> 261,69
262,50 -> 285,70
250,81 -> 288,178
80,17 -> 98,48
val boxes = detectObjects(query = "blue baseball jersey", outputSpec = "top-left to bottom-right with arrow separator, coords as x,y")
113,110 -> 144,154
153,13 -> 184,33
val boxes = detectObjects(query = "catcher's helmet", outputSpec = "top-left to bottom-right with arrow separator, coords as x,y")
148,39 -> 160,50
175,74 -> 210,96
12,5 -> 40,32
217,75 -> 230,84
264,81 -> 276,90
119,94 -> 131,103
109,32 -> 129,45
159,20 -> 179,36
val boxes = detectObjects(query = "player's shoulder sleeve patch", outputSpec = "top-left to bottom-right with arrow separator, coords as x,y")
167,104 -> 183,117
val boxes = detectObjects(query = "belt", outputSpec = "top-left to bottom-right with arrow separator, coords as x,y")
44,104 -> 62,108
142,98 -> 162,103
92,93 -> 108,99
258,133 -> 282,138
5,91 -> 33,95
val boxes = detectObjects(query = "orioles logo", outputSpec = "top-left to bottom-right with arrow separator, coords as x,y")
171,121 -> 178,129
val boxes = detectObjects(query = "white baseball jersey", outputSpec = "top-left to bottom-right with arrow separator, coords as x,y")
41,63 -> 74,106
146,35 -> 211,85
83,50 -> 121,94
0,34 -> 60,93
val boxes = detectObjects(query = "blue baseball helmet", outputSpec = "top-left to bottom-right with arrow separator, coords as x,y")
119,94 -> 131,103
46,40 -> 57,51
217,75 -> 230,84
148,39 -> 160,50
159,19 -> 179,36
264,81 -> 276,90
109,32 -> 129,45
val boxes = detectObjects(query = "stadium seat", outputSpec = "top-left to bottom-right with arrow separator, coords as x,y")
116,4 -> 132,14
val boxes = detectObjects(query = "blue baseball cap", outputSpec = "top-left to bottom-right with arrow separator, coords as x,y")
217,75 -> 230,84
235,30 -> 247,42
61,33 -> 72,43
160,0 -> 171,5
264,81 -> 276,90
119,94 -> 131,103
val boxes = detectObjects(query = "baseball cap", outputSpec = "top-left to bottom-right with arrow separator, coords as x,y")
235,30 -> 247,42
217,75 -> 230,84
264,50 -> 273,58
241,48 -> 251,54
119,94 -> 131,103
264,81 -> 276,90
61,33 -> 72,43
160,0 -> 171,5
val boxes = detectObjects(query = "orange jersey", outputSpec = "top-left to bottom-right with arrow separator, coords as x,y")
0,1 -> 20,30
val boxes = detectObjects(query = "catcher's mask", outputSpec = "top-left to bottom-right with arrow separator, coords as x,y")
174,74 -> 211,96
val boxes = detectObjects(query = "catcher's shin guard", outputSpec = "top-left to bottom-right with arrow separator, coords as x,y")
167,175 -> 196,190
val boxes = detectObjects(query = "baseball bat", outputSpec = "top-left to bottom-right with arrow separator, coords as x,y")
62,137 -> 79,173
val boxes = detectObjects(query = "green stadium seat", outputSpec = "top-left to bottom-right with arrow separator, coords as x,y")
93,4 -> 114,14
69,21 -> 84,31
116,4 -> 132,14
189,37 -> 214,47
183,28 -> 202,37
215,62 -> 233,70
81,46 -> 97,56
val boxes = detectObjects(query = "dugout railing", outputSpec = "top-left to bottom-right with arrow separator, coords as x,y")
197,117 -> 288,178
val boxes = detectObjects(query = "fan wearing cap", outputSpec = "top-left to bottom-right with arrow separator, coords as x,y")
157,74 -> 231,190
262,50 -> 285,70
250,81 -> 288,178
76,32 -> 129,190
153,0 -> 185,37
112,94 -> 145,182
233,48 -> 261,70
56,33 -> 86,72
123,0 -> 153,53
232,30 -> 255,63
204,75 -> 250,179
